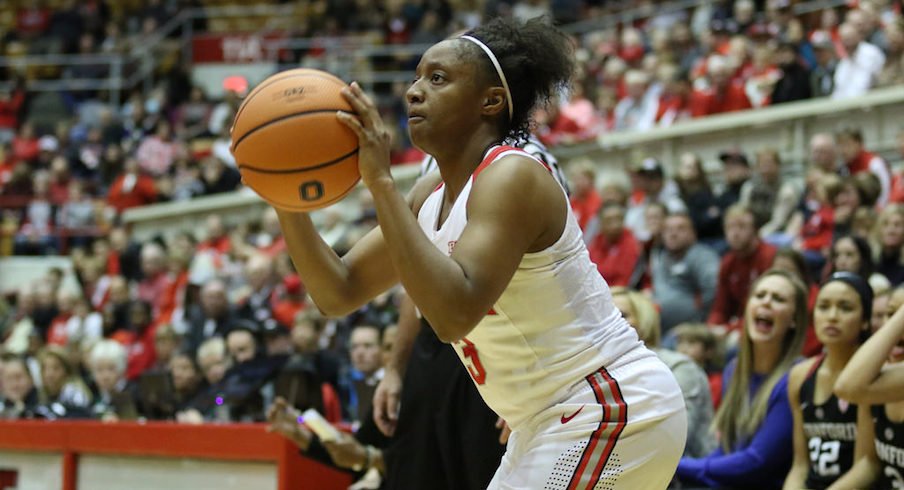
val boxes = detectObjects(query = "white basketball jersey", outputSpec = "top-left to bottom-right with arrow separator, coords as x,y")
416,145 -> 647,428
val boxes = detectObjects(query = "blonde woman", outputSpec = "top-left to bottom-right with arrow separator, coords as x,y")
611,287 -> 715,458
38,345 -> 92,414
872,204 -> 904,285
676,269 -> 809,489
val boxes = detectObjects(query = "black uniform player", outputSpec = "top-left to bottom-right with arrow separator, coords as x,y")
800,354 -> 859,488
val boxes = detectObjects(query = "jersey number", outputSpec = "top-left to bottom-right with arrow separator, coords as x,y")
460,338 -> 486,385
885,466 -> 904,489
808,438 -> 841,476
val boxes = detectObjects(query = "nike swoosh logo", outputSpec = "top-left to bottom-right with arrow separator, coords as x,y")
561,405 -> 585,424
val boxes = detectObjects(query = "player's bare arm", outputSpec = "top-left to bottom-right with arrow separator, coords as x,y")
276,170 -> 440,317
835,302 -> 904,404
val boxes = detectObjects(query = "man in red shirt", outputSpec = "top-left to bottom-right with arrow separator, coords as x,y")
707,205 -> 776,332
689,55 -> 753,117
107,158 -> 157,213
588,202 -> 641,287
837,128 -> 891,205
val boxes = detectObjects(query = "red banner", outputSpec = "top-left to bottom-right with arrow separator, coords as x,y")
193,32 -> 287,63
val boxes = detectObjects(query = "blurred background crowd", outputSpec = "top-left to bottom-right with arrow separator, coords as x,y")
1,0 -> 904,486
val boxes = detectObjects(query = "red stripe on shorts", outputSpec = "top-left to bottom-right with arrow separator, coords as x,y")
566,366 -> 628,490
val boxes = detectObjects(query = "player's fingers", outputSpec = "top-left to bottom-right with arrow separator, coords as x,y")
336,111 -> 365,137
387,391 -> 400,421
495,416 -> 504,429
341,83 -> 379,127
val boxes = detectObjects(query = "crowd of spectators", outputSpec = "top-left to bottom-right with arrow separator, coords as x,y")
2,0 -> 904,487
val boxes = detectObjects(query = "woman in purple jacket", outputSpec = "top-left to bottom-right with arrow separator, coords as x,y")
676,269 -> 809,489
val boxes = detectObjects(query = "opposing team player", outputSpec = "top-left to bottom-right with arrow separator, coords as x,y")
835,286 -> 904,489
784,272 -> 873,489
277,17 -> 686,488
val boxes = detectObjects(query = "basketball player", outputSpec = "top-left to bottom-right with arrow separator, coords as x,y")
371,137 -> 569,490
784,272 -> 873,490
835,286 -> 904,488
276,17 -> 686,488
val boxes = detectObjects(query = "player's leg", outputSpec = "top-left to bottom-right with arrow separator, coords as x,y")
488,355 -> 687,489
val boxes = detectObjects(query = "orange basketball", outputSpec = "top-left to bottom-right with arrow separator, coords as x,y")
231,68 -> 359,211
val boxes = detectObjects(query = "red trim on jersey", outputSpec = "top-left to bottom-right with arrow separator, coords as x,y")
473,145 -> 552,180
487,307 -> 497,315
567,366 -> 627,490
805,353 -> 826,381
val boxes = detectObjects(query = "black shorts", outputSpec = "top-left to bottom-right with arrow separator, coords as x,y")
383,321 -> 505,490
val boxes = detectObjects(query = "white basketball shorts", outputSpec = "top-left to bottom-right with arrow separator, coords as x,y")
487,353 -> 687,490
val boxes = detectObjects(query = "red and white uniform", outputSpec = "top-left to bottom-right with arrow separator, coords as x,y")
416,145 -> 687,489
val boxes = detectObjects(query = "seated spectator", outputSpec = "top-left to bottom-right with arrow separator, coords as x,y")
216,323 -> 287,422
169,348 -> 208,422
197,336 -> 231,387
272,274 -> 307,328
650,212 -> 719,332
653,63 -> 691,127
136,242 -> 173,316
708,205 -> 777,333
11,122 -> 39,164
673,323 -> 726,409
873,205 -> 904,287
64,297 -> 103,347
740,148 -> 802,245
566,160 -> 602,232
614,70 -> 657,131
796,174 -> 841,280
838,128 -> 891,206
88,340 -> 137,421
809,31 -> 838,98
112,300 -> 158,381
588,202 -> 640,288
715,149 -> 752,210
624,158 -> 686,243
877,22 -> 904,87
345,324 -> 384,427
832,22 -> 885,100
689,55 -> 752,117
675,152 -> 723,246
829,234 -> 889,291
292,309 -> 341,392
149,323 -> 180,374
14,171 -> 57,255
2,286 -> 37,354
136,120 -> 183,178
200,156 -> 241,196
46,288 -> 79,346
676,269 -> 808,489
56,180 -> 96,247
236,254 -> 278,326
179,279 -> 237,353
106,157 -> 157,214
770,42 -> 812,105
0,354 -> 39,419
38,346 -> 92,414
611,288 -> 715,458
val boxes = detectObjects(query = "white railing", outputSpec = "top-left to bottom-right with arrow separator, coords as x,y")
120,86 -> 904,241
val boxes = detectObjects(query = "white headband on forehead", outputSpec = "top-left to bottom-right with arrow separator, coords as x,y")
459,35 -> 514,120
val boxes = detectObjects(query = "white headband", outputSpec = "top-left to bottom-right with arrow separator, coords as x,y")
460,35 -> 514,120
